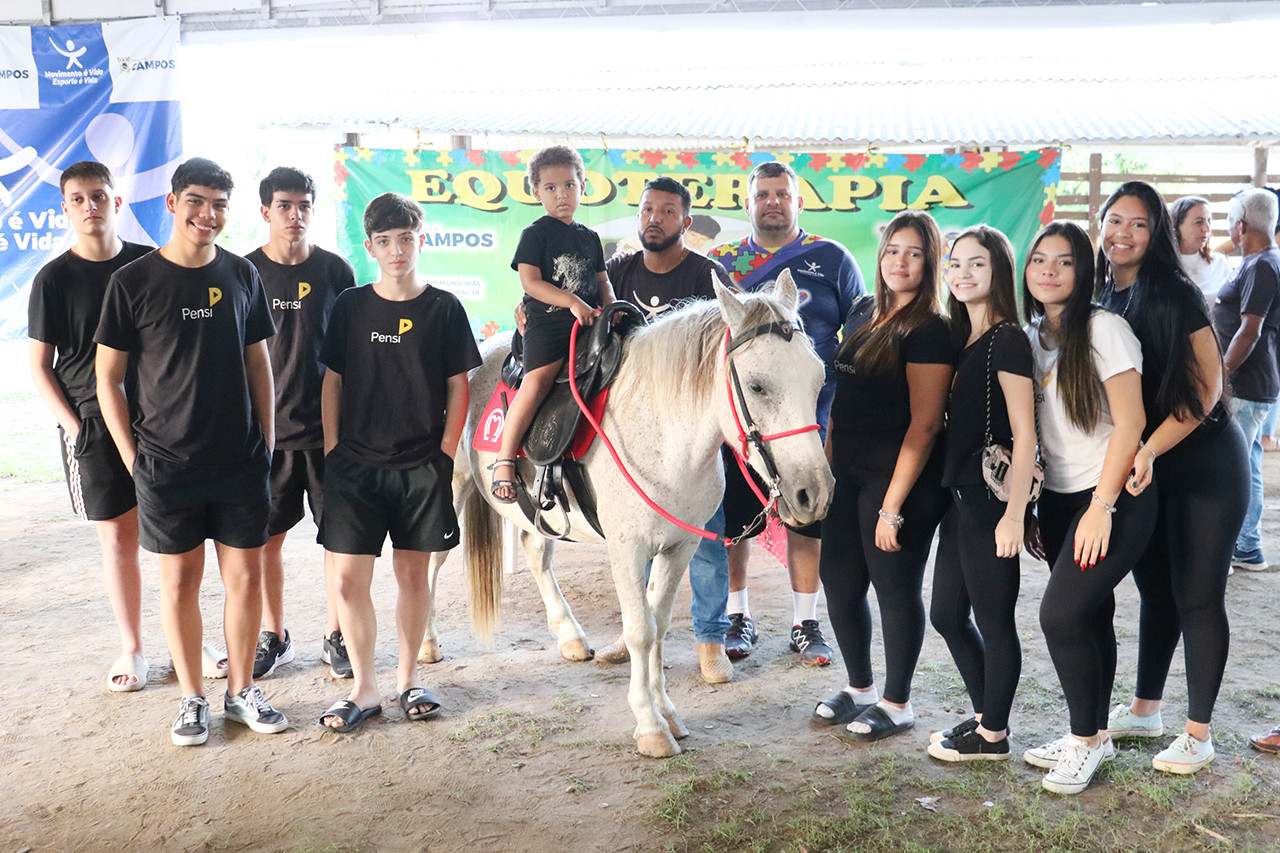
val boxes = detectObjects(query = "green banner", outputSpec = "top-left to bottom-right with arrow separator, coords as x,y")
335,147 -> 1062,338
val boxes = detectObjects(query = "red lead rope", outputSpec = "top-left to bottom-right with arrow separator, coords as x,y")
564,321 -> 819,546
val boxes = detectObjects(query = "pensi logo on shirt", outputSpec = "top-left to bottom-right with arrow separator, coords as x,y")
273,281 -> 311,311
182,287 -> 220,320
371,318 -> 413,344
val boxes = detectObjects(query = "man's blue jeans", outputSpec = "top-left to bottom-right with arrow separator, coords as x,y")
644,504 -> 730,643
1231,397 -> 1272,555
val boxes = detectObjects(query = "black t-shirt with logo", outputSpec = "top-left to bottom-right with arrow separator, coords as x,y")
247,246 -> 356,450
511,216 -> 606,315
319,284 -> 482,469
943,322 -> 1034,488
829,297 -> 955,475
1212,247 -> 1280,403
27,241 -> 152,418
94,247 -> 276,468
605,250 -> 730,320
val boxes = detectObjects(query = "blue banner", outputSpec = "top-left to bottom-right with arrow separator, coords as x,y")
0,17 -> 182,340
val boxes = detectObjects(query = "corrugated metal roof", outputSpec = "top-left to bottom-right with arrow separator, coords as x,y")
271,60 -> 1280,145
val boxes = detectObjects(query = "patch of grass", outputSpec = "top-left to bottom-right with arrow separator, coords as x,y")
565,774 -> 592,793
1256,684 -> 1280,701
447,709 -> 571,748
647,744 -> 1280,852
552,691 -> 584,713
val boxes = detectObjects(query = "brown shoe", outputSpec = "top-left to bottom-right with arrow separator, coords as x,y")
1249,725 -> 1280,753
596,632 -> 629,664
698,642 -> 733,684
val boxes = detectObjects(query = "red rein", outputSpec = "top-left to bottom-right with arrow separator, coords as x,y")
565,321 -> 818,546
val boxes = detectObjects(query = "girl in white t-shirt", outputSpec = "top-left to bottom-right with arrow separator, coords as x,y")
1170,196 -> 1232,300
1021,221 -> 1156,795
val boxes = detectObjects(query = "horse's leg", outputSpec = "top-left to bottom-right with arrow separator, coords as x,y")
419,464 -> 473,663
649,546 -> 696,741
521,531 -> 593,661
610,541 -> 679,758
417,550 -> 448,663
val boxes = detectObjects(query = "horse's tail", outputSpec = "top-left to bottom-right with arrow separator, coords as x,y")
464,484 -> 503,646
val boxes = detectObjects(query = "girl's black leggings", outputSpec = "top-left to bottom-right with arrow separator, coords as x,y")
819,465 -> 949,704
1038,485 -> 1157,737
1130,421 -> 1248,724
929,485 -> 1021,733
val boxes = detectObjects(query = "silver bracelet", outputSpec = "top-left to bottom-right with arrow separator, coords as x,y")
877,509 -> 904,530
1091,491 -> 1117,515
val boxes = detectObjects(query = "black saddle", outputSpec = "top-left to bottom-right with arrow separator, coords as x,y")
516,302 -> 645,466
497,302 -> 645,540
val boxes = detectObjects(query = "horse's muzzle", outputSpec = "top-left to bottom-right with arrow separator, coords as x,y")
775,466 -> 834,528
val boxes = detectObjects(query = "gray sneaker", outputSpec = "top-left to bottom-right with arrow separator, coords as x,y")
171,695 -> 210,746
224,684 -> 288,734
321,630 -> 353,679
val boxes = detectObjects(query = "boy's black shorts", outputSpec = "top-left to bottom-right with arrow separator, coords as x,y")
322,451 -> 459,557
268,447 -> 325,539
132,450 -> 271,554
723,446 -> 821,542
58,416 -> 137,521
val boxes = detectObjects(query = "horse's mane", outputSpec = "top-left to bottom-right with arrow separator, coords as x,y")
616,290 -> 796,411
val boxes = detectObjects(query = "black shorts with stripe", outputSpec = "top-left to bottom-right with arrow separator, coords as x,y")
58,416 -> 136,521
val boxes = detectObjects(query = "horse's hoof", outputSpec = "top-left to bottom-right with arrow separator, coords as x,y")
417,638 -> 443,664
663,713 -> 690,740
636,731 -> 681,758
559,638 -> 594,662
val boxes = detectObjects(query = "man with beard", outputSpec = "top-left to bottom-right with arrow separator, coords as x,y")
709,160 -> 865,667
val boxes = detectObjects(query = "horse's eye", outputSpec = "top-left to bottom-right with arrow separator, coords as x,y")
749,382 -> 766,395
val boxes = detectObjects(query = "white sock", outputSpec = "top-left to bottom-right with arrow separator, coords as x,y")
792,590 -> 819,625
815,685 -> 878,719
727,589 -> 750,618
847,700 -> 913,734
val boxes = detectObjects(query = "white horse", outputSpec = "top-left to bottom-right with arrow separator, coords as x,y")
425,272 -> 833,757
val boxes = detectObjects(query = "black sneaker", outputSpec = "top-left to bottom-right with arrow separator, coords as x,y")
321,630 -> 353,679
171,694 -> 210,746
930,717 -> 980,744
253,629 -> 295,679
724,613 -> 758,660
789,620 -> 833,666
927,729 -> 1012,762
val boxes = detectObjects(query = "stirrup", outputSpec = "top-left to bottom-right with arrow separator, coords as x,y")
488,458 -> 519,504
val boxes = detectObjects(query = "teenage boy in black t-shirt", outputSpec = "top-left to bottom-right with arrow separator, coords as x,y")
317,193 -> 481,732
28,161 -> 151,694
95,157 -> 288,746
246,167 -> 356,680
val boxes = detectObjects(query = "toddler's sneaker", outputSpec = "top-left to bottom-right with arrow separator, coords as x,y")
1042,737 -> 1112,795
224,684 -> 289,734
171,694 -> 210,746
1106,703 -> 1164,737
1153,732 -> 1214,774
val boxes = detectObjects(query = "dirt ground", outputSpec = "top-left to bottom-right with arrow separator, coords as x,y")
3,415 -> 1280,852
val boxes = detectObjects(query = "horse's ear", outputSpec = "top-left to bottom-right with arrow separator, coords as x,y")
714,277 -> 748,333
773,268 -> 799,317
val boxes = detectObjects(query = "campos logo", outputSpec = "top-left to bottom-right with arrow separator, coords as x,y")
118,57 -> 176,73
182,287 -> 221,320
371,318 -> 412,344
0,69 -> 30,80
272,281 -> 311,311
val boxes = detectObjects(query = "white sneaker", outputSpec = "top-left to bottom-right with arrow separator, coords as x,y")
1025,733 -> 1115,768
1106,703 -> 1164,738
1042,737 -> 1111,795
1153,732 -> 1215,774
171,694 -> 210,746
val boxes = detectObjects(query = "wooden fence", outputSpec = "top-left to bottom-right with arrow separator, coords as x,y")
1057,149 -> 1277,242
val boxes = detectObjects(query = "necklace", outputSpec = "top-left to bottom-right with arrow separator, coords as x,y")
1110,280 -> 1137,318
